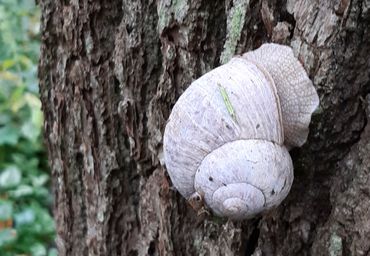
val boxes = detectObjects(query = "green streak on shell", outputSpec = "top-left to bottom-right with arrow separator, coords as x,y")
218,83 -> 238,123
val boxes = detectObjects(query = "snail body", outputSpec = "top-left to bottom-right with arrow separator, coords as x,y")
163,43 -> 319,220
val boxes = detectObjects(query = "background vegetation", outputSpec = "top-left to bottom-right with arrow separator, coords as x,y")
0,1 -> 56,255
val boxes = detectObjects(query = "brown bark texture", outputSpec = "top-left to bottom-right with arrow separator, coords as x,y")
38,0 -> 370,255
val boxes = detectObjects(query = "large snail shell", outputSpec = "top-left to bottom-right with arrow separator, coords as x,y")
163,43 -> 319,219
164,58 -> 283,198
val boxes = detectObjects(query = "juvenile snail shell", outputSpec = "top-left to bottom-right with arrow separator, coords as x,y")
163,43 -> 319,220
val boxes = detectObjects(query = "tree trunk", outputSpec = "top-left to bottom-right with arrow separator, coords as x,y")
38,0 -> 370,255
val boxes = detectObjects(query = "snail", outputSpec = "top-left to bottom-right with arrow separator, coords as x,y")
163,43 -> 319,220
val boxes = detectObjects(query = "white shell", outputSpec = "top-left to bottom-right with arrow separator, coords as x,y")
163,58 -> 283,199
194,140 -> 293,219
163,43 -> 319,220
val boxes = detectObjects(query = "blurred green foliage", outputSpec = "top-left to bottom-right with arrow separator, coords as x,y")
0,0 -> 56,255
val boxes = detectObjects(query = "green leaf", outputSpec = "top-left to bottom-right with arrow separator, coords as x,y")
0,166 -> 22,188
0,125 -> 20,145
14,208 -> 35,226
0,200 -> 13,220
0,229 -> 17,247
21,120 -> 40,141
1,59 -> 16,70
48,248 -> 58,256
8,184 -> 33,198
0,113 -> 12,125
31,174 -> 48,187
30,243 -> 47,256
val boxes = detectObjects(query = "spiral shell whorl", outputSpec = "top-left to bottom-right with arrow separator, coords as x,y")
212,184 -> 266,220
194,140 -> 293,219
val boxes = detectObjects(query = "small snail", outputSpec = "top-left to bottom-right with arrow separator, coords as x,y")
163,43 -> 319,220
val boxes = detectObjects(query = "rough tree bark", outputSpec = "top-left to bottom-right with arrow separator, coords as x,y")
38,0 -> 370,255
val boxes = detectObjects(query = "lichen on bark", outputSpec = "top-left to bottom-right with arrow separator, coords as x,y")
220,0 -> 249,64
